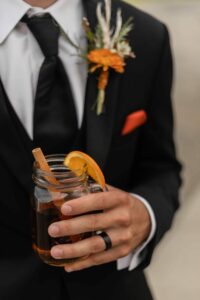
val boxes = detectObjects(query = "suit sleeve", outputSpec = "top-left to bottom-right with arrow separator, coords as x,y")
130,25 -> 182,269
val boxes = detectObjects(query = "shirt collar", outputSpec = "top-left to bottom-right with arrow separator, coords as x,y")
0,0 -> 84,44
0,0 -> 30,44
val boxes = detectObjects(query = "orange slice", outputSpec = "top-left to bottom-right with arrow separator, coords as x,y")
64,151 -> 106,189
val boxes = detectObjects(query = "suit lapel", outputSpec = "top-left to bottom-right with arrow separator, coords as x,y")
0,81 -> 32,194
83,0 -> 121,169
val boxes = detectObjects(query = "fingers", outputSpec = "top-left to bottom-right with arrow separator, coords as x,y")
49,202 -> 132,238
51,234 -> 106,259
49,195 -> 132,239
49,190 -> 130,237
50,228 -> 129,262
47,189 -> 140,271
61,190 -> 126,217
48,211 -> 113,236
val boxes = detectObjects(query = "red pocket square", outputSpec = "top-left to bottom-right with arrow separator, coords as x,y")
121,110 -> 147,136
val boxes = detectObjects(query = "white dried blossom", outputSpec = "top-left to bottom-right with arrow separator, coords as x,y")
96,1 -> 111,48
110,9 -> 123,48
116,41 -> 135,58
105,0 -> 111,27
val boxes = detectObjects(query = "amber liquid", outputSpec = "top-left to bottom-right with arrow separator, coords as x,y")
32,198 -> 91,266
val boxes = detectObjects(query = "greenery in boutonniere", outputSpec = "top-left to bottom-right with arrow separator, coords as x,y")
83,0 -> 135,115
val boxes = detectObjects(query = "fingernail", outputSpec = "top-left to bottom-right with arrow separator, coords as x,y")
49,225 -> 59,236
51,247 -> 63,258
62,205 -> 72,215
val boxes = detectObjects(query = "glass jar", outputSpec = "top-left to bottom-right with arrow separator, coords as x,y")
31,154 -> 102,267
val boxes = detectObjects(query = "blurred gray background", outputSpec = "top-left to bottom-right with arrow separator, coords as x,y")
125,0 -> 200,299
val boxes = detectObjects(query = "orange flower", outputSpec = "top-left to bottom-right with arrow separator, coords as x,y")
87,49 -> 125,73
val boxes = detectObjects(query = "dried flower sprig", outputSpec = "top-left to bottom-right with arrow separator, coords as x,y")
84,0 -> 135,114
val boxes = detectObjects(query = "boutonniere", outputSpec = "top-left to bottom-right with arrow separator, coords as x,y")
83,0 -> 136,115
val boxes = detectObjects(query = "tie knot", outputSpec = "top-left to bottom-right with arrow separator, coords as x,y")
22,14 -> 60,58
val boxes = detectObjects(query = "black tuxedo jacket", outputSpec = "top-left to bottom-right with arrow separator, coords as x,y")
0,1 -> 181,299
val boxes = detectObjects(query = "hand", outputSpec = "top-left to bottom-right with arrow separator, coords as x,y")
48,186 -> 151,272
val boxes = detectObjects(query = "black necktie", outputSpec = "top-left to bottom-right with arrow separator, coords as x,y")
22,14 -> 78,154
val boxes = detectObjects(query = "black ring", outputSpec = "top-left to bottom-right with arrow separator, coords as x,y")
97,231 -> 112,251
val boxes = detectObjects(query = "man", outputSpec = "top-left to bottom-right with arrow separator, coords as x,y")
0,0 -> 181,299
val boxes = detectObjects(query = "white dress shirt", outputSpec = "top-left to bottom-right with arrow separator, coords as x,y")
0,0 -> 156,271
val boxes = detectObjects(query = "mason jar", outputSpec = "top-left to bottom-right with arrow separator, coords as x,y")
31,154 -> 102,267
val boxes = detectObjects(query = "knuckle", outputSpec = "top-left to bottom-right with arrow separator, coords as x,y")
63,221 -> 73,234
120,230 -> 132,244
120,193 -> 129,206
90,255 -> 101,265
87,214 -> 99,231
117,211 -> 131,227
118,246 -> 131,258
90,237 -> 103,253
99,194 -> 107,209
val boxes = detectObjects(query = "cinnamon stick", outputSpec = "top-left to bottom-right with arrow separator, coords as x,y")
32,148 -> 58,185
